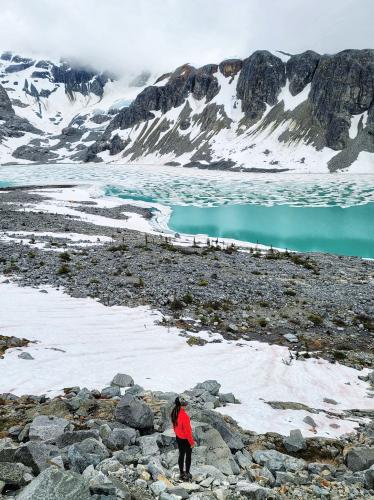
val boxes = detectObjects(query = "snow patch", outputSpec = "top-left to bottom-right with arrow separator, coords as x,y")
0,279 -> 371,438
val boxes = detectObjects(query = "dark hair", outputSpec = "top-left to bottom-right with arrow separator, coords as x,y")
171,397 -> 181,426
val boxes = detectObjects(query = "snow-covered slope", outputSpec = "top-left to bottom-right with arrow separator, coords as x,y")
0,51 -> 153,165
0,49 -> 373,173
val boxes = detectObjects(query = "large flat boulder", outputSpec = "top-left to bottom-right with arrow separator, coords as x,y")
17,466 -> 91,499
29,416 -> 70,443
253,450 -> 306,475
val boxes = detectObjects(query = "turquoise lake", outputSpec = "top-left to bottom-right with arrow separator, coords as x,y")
0,163 -> 373,259
168,203 -> 374,258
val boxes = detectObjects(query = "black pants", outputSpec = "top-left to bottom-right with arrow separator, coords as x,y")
176,437 -> 192,474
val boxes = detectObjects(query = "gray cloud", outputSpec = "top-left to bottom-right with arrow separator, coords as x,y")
0,0 -> 373,76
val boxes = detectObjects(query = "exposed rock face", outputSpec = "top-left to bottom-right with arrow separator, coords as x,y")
0,84 -> 41,141
106,63 -> 219,137
286,50 -> 320,95
219,59 -> 243,78
309,49 -> 374,149
51,62 -> 110,98
12,145 -> 59,162
0,84 -> 14,119
236,50 -> 286,119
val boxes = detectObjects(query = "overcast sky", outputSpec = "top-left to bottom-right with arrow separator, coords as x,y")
0,0 -> 373,76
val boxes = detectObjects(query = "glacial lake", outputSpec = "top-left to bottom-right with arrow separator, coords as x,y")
0,163 -> 373,258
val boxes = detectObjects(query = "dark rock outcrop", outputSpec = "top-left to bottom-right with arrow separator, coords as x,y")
105,63 -> 219,138
286,50 -> 320,95
237,50 -> 286,120
6,61 -> 34,73
51,63 -> 110,98
0,84 -> 14,119
309,49 -> 374,149
12,145 -> 59,162
109,134 -> 127,155
219,59 -> 243,78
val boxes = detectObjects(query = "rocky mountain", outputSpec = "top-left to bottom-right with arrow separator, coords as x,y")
0,49 -> 373,172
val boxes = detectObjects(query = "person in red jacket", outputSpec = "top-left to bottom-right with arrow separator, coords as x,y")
171,395 -> 195,481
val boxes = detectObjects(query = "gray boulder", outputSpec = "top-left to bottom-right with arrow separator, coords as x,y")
68,438 -> 110,473
55,429 -> 100,448
18,352 -> 34,360
194,422 -> 237,475
194,380 -> 221,396
345,446 -> 374,472
253,449 -> 306,474
0,437 -> 18,462
187,408 -> 244,451
247,466 -> 275,487
101,386 -> 121,398
275,470 -> 309,486
15,442 -> 60,474
105,427 -> 137,451
235,449 -> 253,470
283,429 -> 306,453
114,446 -> 141,466
364,464 -> 374,489
114,393 -> 154,430
236,481 -> 279,499
219,393 -> 237,404
0,461 -> 31,487
138,435 -> 160,457
125,384 -> 145,396
17,466 -> 91,499
29,415 -> 70,443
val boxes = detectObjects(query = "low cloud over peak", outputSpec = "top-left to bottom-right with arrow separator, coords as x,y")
0,0 -> 373,77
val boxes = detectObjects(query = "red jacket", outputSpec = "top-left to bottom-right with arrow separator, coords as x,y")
173,408 -> 195,446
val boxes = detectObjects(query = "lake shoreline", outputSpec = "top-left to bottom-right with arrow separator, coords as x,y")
0,185 -> 373,371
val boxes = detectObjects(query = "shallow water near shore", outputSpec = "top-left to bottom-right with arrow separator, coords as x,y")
1,163 -> 374,257
168,203 -> 374,258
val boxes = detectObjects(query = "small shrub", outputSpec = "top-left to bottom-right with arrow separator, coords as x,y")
170,298 -> 184,311
182,292 -> 193,304
259,301 -> 269,307
187,336 -> 208,346
59,251 -> 71,262
308,313 -> 324,326
108,244 -> 129,252
258,318 -> 268,327
284,289 -> 296,297
332,350 -> 347,360
57,264 -> 70,275
198,279 -> 209,286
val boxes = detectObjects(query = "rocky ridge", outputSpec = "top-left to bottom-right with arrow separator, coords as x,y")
0,49 -> 372,171
1,374 -> 374,499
